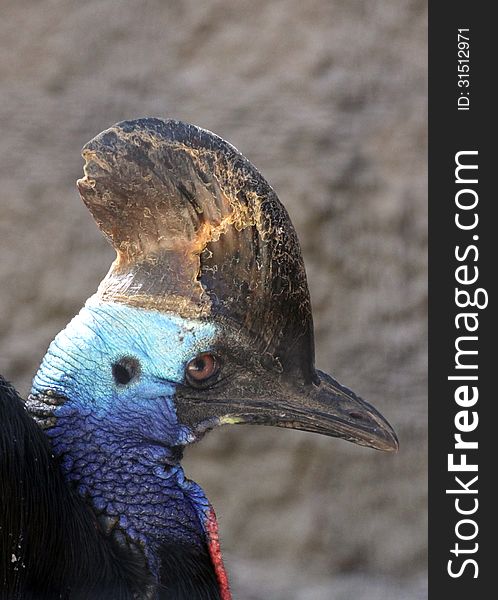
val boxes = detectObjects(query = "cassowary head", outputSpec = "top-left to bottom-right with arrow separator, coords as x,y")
27,118 -> 397,591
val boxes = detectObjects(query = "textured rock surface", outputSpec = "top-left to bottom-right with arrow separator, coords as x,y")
0,0 -> 427,598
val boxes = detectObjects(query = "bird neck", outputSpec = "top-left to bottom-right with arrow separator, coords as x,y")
51,420 -> 212,575
29,406 -> 231,599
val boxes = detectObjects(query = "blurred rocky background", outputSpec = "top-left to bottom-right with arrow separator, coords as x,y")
0,0 -> 427,598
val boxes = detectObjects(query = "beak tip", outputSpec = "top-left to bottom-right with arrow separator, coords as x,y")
377,426 -> 399,453
385,437 -> 400,453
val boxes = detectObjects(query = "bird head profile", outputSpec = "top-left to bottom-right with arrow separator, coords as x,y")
27,118 -> 397,599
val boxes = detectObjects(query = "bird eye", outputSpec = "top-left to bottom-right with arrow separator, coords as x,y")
185,353 -> 219,386
112,357 -> 141,386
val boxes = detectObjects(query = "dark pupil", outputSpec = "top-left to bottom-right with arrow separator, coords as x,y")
112,358 -> 138,385
193,358 -> 206,372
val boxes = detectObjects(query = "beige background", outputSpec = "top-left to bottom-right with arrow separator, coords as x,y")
0,1 -> 427,598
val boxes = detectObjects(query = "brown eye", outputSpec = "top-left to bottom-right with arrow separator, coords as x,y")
186,353 -> 219,385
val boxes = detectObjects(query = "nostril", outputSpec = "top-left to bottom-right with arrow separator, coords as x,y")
348,411 -> 364,421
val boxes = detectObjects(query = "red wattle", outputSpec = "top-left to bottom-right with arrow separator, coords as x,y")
205,506 -> 232,600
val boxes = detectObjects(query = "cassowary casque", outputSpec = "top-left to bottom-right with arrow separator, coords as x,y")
1,118 -> 398,600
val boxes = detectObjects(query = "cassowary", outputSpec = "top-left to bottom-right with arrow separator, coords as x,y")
0,118 -> 398,600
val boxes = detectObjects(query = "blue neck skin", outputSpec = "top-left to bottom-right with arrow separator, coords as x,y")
31,298 -> 218,577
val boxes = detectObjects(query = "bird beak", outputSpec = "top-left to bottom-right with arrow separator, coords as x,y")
225,372 -> 398,452
177,369 -> 398,453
